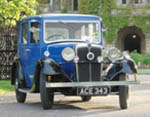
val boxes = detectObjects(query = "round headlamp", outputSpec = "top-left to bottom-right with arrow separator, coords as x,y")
107,48 -> 120,62
62,47 -> 75,61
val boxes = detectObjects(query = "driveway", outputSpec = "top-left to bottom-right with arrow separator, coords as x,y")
0,75 -> 150,117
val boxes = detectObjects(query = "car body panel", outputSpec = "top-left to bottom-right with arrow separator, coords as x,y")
17,14 -> 103,88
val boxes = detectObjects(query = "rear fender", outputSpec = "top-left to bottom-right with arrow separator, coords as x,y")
11,58 -> 25,85
11,61 -> 17,85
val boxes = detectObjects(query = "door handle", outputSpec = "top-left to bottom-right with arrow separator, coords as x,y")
25,49 -> 31,52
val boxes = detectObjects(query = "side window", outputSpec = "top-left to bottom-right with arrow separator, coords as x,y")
30,22 -> 40,43
21,23 -> 28,44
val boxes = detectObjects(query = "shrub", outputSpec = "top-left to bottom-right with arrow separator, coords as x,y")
130,50 -> 150,65
143,54 -> 150,64
130,50 -> 143,64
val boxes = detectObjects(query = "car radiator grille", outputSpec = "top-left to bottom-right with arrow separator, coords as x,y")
76,44 -> 102,82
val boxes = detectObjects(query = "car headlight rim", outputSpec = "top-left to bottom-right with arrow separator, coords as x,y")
62,47 -> 75,62
107,47 -> 120,62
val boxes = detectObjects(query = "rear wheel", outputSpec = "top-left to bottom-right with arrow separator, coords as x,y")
40,73 -> 54,109
15,78 -> 27,103
81,96 -> 92,102
16,89 -> 27,103
119,74 -> 129,109
15,64 -> 27,103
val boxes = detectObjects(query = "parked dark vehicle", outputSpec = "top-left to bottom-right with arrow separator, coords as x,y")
11,14 -> 139,110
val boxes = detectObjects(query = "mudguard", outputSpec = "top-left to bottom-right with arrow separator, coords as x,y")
11,58 -> 25,85
41,58 -> 61,75
11,61 -> 17,85
31,58 -> 70,92
120,59 -> 137,74
106,59 -> 137,81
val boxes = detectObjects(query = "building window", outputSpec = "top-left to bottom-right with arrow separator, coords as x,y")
63,0 -> 78,11
73,0 -> 78,11
49,0 -> 78,12
63,0 -> 72,11
54,0 -> 61,11
135,0 -> 139,4
135,0 -> 143,4
122,0 -> 127,4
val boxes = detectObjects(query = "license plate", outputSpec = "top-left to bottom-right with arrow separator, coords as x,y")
77,87 -> 109,96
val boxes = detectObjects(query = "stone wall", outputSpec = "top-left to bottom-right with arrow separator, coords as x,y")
145,34 -> 150,54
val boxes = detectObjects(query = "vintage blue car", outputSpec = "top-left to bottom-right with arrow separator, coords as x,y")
11,14 -> 139,110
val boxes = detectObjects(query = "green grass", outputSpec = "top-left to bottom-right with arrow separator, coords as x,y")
138,69 -> 150,74
0,80 -> 15,94
0,69 -> 149,94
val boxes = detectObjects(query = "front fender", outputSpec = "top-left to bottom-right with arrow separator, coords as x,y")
32,58 -> 69,92
106,59 -> 137,81
120,59 -> 137,74
41,58 -> 61,75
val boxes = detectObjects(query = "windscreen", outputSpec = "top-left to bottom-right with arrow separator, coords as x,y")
44,21 -> 101,43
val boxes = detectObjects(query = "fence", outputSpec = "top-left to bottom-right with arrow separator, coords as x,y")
0,27 -> 17,80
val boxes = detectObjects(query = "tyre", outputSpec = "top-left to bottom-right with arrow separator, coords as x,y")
15,65 -> 27,103
16,89 -> 27,103
119,74 -> 129,109
15,78 -> 27,103
40,73 -> 54,109
81,96 -> 92,102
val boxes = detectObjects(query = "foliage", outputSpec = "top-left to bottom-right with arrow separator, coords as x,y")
37,0 -> 48,4
79,0 -> 100,14
61,7 -> 67,13
79,0 -> 150,43
0,0 -> 38,28
143,54 -> 150,64
130,50 -> 143,64
130,50 -> 150,64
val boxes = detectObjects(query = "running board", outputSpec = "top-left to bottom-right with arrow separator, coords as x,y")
46,81 -> 140,88
17,89 -> 64,94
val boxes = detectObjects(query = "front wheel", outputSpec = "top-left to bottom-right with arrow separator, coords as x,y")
40,73 -> 54,109
119,74 -> 129,109
81,96 -> 92,102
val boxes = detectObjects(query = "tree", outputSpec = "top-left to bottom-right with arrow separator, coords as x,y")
0,0 -> 37,28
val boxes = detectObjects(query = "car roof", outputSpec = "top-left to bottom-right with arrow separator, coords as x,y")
21,14 -> 102,22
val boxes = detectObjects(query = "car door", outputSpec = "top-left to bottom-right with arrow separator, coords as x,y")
27,20 -> 41,84
18,20 -> 41,88
18,21 -> 32,87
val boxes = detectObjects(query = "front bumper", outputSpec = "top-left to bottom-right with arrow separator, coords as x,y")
46,80 -> 140,88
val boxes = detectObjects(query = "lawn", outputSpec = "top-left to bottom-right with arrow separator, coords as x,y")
138,69 -> 150,74
0,80 -> 15,94
0,69 -> 149,94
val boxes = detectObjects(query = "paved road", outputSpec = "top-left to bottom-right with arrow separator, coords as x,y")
0,75 -> 150,117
